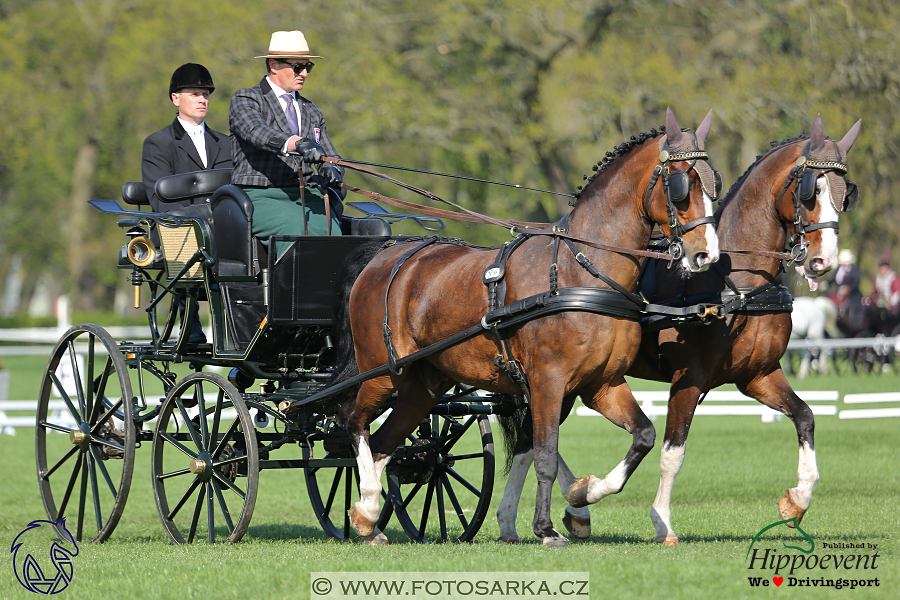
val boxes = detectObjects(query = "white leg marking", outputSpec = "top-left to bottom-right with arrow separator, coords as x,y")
497,450 -> 532,542
790,442 -> 818,510
557,453 -> 589,521
353,437 -> 387,524
650,443 -> 686,541
585,460 -> 628,504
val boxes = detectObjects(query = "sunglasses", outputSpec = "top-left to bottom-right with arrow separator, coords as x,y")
277,59 -> 314,74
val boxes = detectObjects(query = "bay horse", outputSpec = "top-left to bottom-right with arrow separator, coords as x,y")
495,114 -> 861,545
334,108 -> 720,546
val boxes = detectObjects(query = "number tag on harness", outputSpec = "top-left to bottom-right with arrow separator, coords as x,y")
483,264 -> 505,284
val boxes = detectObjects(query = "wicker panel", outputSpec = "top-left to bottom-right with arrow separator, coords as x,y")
159,224 -> 203,279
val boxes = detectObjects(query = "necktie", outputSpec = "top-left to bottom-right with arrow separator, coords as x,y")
282,93 -> 300,136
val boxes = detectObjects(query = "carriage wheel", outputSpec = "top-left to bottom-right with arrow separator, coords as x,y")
36,324 -> 136,543
302,422 -> 392,541
151,372 -> 258,544
386,410 -> 494,543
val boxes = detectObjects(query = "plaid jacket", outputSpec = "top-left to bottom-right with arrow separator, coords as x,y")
229,77 -> 342,188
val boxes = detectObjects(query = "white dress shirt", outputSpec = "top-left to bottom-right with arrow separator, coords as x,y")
178,117 -> 208,167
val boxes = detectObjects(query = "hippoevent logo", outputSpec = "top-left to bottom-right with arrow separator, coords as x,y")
10,519 -> 79,594
745,517 -> 880,590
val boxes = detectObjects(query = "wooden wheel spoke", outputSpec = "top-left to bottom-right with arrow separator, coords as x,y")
436,476 -> 448,541
445,466 -> 482,497
196,386 -> 209,449
67,340 -> 88,421
441,415 -> 477,454
44,445 -> 80,479
175,395 -> 203,450
167,477 -> 202,521
157,467 -> 192,481
418,479 -> 436,536
159,431 -> 199,459
212,483 -> 235,534
77,454 -> 88,542
323,467 -> 344,515
440,472 -> 469,530
89,446 -> 118,501
88,356 -> 114,424
57,451 -> 84,518
210,471 -> 246,499
90,397 -> 124,435
399,480 -> 424,510
209,390 -> 224,452
87,452 -> 103,534
187,483 -> 206,544
207,484 -> 215,544
211,417 -> 240,460
49,371 -> 82,423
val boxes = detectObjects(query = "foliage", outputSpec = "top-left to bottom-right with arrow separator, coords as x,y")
1,0 -> 899,313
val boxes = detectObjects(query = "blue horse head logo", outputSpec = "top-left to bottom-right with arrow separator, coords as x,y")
11,518 -> 79,594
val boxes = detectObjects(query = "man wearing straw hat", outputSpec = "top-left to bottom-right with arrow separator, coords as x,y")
229,30 -> 344,256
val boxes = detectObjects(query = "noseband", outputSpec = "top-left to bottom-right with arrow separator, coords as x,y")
643,136 -> 719,261
775,140 -> 850,263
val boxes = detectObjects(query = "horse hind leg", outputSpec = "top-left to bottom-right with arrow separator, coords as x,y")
740,371 -> 818,527
495,450 -> 590,544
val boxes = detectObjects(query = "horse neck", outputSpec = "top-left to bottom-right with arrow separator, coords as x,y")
717,144 -> 798,285
567,143 -> 656,259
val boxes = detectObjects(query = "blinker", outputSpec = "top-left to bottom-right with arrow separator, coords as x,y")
666,169 -> 690,204
842,180 -> 859,212
799,170 -> 818,205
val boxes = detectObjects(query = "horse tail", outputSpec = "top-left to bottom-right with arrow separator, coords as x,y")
494,394 -> 532,475
329,241 -> 385,404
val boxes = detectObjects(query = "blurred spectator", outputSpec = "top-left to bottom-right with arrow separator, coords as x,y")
869,253 -> 900,313
827,249 -> 865,334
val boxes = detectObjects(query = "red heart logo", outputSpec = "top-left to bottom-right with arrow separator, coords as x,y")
773,577 -> 783,587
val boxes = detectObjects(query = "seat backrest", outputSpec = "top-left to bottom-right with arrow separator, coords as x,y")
210,185 -> 258,278
341,216 -> 392,236
122,182 -> 149,206
155,169 -> 233,205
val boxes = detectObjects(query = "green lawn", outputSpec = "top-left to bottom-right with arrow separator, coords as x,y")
1,357 -> 898,599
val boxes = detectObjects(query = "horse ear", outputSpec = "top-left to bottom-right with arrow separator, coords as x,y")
810,113 -> 825,153
838,118 -> 862,155
665,108 -> 684,147
695,110 -> 713,144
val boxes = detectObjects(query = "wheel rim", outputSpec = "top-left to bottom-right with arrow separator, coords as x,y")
386,411 -> 494,543
151,372 -> 258,544
303,421 -> 392,541
36,324 -> 135,543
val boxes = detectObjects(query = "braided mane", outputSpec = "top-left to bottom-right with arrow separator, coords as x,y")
571,125 -> 667,205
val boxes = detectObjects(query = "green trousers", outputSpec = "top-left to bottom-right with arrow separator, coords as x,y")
241,186 -> 342,258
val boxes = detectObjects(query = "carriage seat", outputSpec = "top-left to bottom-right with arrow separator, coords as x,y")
209,184 -> 391,278
121,181 -> 149,207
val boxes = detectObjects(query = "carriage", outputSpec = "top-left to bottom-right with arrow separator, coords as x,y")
36,168 -> 496,545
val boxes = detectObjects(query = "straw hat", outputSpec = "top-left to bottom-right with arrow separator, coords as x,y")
254,31 -> 323,59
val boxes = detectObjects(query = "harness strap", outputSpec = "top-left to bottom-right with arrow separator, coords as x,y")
382,237 -> 439,375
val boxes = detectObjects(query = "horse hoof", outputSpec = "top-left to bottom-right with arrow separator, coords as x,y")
562,510 -> 591,539
497,536 -> 521,544
778,489 -> 807,527
653,534 -> 680,546
361,531 -> 388,545
348,506 -> 376,538
566,476 -> 597,508
542,536 -> 570,548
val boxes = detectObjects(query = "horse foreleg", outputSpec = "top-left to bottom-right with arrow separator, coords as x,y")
567,382 -> 655,508
740,369 -> 818,527
347,379 -> 395,539
557,453 -> 591,539
649,382 -> 699,546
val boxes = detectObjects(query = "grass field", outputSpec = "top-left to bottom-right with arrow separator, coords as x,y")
1,354 -> 897,599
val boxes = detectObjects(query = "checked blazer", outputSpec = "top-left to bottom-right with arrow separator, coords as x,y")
142,118 -> 233,211
229,77 -> 342,188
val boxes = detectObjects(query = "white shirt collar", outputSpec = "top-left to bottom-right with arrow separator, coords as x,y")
178,117 -> 206,137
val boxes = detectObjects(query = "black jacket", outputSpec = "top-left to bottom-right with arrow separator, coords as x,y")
142,117 -> 233,211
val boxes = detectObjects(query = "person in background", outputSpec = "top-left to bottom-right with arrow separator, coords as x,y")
142,63 -> 233,212
868,253 -> 900,314
229,30 -> 345,258
826,249 -> 865,334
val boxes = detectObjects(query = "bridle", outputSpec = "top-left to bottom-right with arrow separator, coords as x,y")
774,140 -> 854,263
643,133 -> 721,261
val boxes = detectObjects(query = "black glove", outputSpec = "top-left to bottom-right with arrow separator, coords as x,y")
322,165 -> 347,200
294,138 -> 326,162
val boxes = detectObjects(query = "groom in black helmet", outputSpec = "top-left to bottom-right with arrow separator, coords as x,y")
142,63 -> 233,212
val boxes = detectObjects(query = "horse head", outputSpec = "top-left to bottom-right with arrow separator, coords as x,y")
783,114 -> 862,290
646,108 -> 721,273
572,108 -> 720,274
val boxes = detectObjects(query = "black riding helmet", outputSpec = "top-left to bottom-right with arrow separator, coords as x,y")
169,63 -> 215,96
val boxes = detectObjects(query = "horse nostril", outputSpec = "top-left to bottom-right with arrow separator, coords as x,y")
695,253 -> 709,267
